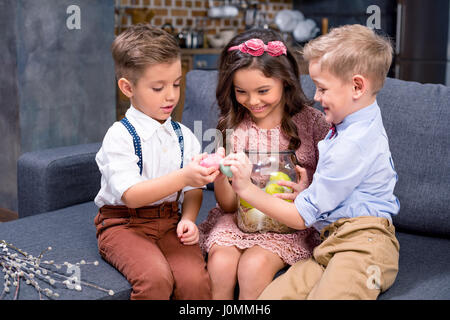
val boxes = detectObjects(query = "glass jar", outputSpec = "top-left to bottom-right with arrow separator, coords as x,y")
237,150 -> 298,234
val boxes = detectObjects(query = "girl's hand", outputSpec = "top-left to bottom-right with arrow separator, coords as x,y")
183,153 -> 220,187
222,152 -> 253,195
216,146 -> 226,158
177,219 -> 199,245
273,165 -> 310,201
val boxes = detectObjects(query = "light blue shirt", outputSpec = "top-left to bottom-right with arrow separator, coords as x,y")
294,101 -> 400,232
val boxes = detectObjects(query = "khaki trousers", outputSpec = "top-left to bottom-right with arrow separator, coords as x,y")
258,216 -> 399,300
94,204 -> 211,300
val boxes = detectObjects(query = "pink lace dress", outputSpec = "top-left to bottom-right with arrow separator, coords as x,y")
199,106 -> 330,265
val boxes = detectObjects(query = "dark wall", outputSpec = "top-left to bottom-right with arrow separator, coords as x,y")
15,0 -> 116,152
0,0 -> 116,211
293,0 -> 450,85
0,0 -> 21,212
293,0 -> 397,77
293,0 -> 397,38
396,0 -> 450,85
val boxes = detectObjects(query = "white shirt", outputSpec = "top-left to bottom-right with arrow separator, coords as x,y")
94,105 -> 202,208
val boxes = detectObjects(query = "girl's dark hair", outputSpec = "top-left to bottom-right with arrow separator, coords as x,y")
216,28 -> 312,152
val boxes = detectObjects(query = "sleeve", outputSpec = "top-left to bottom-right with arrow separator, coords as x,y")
96,123 -> 145,201
294,139 -> 367,227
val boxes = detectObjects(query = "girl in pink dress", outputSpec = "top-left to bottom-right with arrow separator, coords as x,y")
198,28 -> 330,300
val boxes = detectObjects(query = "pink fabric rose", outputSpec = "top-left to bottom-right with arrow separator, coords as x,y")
266,41 -> 287,56
240,39 -> 265,56
228,38 -> 287,57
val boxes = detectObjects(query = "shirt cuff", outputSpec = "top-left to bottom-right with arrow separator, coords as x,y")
183,185 -> 206,193
294,191 -> 319,228
110,174 -> 144,201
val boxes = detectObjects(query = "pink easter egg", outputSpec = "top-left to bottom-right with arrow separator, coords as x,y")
200,153 -> 224,170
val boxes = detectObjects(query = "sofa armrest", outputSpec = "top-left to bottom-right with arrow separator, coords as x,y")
17,143 -> 102,218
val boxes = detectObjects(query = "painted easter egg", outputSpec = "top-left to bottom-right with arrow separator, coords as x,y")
200,153 -> 223,170
219,161 -> 233,178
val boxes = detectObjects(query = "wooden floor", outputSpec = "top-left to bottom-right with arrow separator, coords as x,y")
0,207 -> 18,222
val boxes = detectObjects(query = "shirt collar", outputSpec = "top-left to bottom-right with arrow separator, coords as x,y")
125,105 -> 173,141
336,100 -> 379,132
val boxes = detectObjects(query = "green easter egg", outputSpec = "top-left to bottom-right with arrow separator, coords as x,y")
220,163 -> 233,178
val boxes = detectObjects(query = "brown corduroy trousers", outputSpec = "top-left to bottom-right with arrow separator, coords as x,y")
94,203 -> 211,300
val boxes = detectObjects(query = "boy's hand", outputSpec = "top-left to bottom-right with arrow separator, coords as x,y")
184,153 -> 220,187
177,219 -> 199,245
222,152 -> 253,195
213,147 -> 228,182
273,165 -> 309,201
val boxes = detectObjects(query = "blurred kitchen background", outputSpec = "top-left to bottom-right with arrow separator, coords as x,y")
0,0 -> 449,217
114,0 -> 450,119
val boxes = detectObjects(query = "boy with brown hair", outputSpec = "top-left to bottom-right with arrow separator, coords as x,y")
224,24 -> 400,299
93,24 -> 218,299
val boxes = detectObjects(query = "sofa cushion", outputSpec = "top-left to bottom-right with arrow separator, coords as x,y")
197,189 -> 217,223
182,70 -> 220,154
378,231 -> 450,299
377,78 -> 450,237
18,143 -> 102,218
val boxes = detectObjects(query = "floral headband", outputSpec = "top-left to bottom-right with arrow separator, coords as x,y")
228,38 -> 287,57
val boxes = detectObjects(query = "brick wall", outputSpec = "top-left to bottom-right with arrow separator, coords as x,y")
115,0 -> 293,39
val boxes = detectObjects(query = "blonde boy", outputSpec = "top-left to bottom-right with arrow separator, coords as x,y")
225,24 -> 400,299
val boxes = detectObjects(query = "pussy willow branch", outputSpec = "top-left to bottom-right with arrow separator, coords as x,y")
1,239 -> 114,299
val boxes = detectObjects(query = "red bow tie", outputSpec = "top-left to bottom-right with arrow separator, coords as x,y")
330,124 -> 337,139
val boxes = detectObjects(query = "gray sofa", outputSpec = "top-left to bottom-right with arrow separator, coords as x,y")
1,70 -> 449,300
